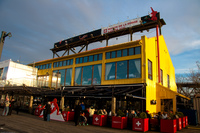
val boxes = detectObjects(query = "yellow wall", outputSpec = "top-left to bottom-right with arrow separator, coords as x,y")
142,36 -> 157,114
142,35 -> 177,113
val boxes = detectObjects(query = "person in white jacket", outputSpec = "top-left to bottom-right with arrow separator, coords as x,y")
89,106 -> 95,124
2,98 -> 10,116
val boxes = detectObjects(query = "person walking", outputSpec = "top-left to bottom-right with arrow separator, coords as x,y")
46,101 -> 51,121
43,103 -> 47,121
16,99 -> 21,115
74,102 -> 82,126
2,98 -> 10,116
8,98 -> 15,115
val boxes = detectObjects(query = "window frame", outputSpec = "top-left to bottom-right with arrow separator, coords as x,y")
148,59 -> 153,80
167,74 -> 170,88
160,69 -> 163,85
105,59 -> 141,80
74,64 -> 102,86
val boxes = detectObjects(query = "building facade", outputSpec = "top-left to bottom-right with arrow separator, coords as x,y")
0,59 -> 37,87
30,35 -> 185,114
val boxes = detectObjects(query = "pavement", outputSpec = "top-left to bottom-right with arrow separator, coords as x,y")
0,108 -> 200,133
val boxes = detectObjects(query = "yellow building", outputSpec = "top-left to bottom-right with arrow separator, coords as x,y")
31,34 -> 185,114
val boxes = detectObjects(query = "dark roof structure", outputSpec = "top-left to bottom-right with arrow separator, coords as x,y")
0,84 -> 146,99
50,12 -> 166,57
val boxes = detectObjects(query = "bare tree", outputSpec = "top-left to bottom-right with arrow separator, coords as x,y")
176,61 -> 200,97
188,61 -> 200,84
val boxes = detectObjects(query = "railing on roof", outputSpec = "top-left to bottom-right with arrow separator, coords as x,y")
0,78 -> 49,88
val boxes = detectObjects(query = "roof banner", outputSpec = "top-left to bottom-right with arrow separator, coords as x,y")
101,18 -> 141,35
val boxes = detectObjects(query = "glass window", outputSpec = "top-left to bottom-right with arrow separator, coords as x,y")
42,65 -> 46,69
66,60 -> 69,65
99,54 -> 102,60
75,67 -> 82,85
106,52 -> 110,59
79,57 -> 83,63
160,69 -> 163,85
39,75 -> 48,87
76,58 -> 79,64
105,62 -> 116,80
70,59 -> 73,65
53,62 -> 57,68
51,70 -> 57,88
122,49 -> 127,56
167,74 -> 170,88
59,61 -> 63,67
93,64 -> 102,85
59,69 -> 65,86
135,46 -> 141,55
117,50 -> 122,57
65,68 -> 72,86
148,59 -> 152,80
49,63 -> 52,68
82,66 -> 92,85
2,67 -> 8,80
111,51 -> 116,58
63,60 -> 66,66
57,62 -> 59,67
117,61 -> 127,79
94,54 -> 98,61
0,68 -> 3,79
84,56 -> 88,63
129,48 -> 134,55
40,65 -> 42,70
129,59 -> 141,78
89,55 -> 93,62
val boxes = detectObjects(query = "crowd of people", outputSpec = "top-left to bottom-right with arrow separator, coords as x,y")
1,97 -> 20,116
71,101 -> 179,128
71,102 -> 152,127
1,97 -> 178,129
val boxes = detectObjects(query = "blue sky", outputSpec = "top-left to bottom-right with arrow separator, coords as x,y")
0,0 -> 199,74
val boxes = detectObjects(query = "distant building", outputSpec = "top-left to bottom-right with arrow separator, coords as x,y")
0,59 -> 37,87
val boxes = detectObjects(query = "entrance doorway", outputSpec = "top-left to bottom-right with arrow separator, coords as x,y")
161,99 -> 173,112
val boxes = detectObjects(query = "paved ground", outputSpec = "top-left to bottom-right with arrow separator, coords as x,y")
0,108 -> 200,133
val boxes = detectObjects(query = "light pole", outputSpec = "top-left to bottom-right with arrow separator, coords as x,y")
0,31 -> 12,60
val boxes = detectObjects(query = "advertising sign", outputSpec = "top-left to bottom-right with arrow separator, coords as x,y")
53,7 -> 160,50
54,29 -> 101,48
101,18 -> 141,34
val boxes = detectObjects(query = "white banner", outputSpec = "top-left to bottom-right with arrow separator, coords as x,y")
101,18 -> 141,34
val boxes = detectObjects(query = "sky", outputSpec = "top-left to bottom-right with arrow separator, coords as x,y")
0,0 -> 199,74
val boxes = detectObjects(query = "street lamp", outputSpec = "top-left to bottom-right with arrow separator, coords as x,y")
0,31 -> 12,60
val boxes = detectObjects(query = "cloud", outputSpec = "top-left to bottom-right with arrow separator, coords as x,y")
160,0 -> 200,55
0,0 -> 199,77
0,0 -> 105,63
190,40 -> 200,49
